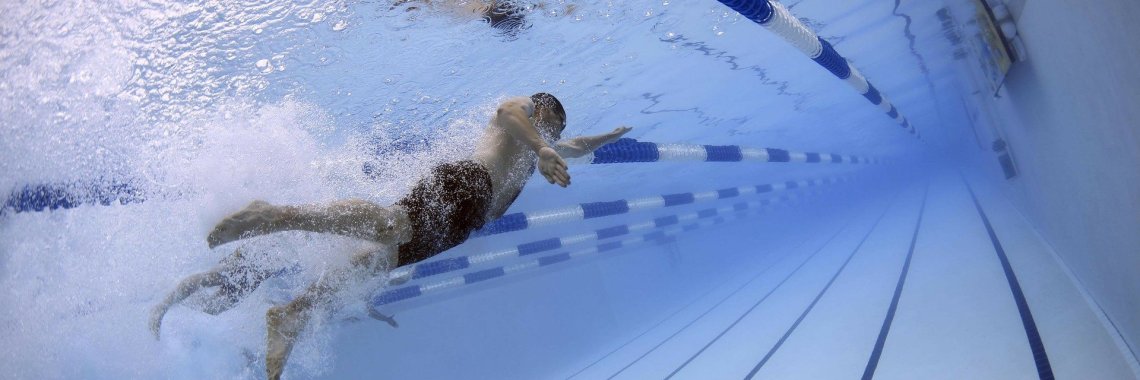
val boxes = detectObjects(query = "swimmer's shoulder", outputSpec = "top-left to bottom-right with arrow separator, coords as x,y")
497,96 -> 535,116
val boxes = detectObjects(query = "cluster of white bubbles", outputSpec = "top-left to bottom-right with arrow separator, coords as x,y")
0,0 -> 505,377
0,0 -> 692,376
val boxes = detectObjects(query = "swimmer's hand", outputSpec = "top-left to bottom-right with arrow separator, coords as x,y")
368,308 -> 399,328
600,126 -> 633,146
553,126 -> 633,159
538,146 -> 570,187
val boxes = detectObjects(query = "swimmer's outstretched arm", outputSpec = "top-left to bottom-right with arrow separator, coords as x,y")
496,97 -> 570,187
149,270 -> 225,340
554,126 -> 633,158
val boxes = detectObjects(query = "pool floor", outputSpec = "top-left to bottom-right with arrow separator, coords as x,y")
555,174 -> 1135,379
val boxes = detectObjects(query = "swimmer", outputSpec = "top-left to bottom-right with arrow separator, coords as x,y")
149,248 -> 279,340
205,93 -> 631,379
392,0 -> 577,34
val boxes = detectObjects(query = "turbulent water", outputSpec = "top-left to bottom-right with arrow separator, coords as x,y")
0,0 -> 955,378
0,1 -> 656,377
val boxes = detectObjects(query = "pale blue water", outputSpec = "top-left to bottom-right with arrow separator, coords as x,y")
7,0 -> 1128,379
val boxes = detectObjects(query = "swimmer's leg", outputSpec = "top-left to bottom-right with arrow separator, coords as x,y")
266,248 -> 396,380
208,199 -> 411,248
150,271 -> 225,340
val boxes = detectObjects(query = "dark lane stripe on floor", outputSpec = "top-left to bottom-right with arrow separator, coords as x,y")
744,192 -> 902,379
658,196 -> 897,379
650,211 -> 865,380
861,185 -> 928,380
608,222 -> 848,380
565,231 -> 817,380
963,178 -> 1055,380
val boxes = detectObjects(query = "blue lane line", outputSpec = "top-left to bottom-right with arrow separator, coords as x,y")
604,219 -> 852,380
650,208 -> 875,380
744,192 -> 900,379
963,178 -> 1055,380
861,185 -> 928,379
563,232 -> 816,380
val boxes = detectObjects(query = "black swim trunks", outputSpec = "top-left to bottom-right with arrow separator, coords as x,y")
395,160 -> 493,267
216,249 -> 275,301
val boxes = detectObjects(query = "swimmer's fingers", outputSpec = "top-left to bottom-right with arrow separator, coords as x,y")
538,147 -> 570,187
554,155 -> 568,172
601,126 -> 633,146
556,155 -> 571,187
611,126 -> 633,136
552,168 -> 570,187
542,161 -> 569,187
543,168 -> 569,187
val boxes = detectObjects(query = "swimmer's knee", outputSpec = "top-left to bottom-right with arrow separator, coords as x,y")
373,206 -> 411,245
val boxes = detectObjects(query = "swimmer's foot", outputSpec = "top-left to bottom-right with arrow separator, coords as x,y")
149,304 -> 168,340
368,308 -> 399,328
266,302 -> 309,380
208,201 -> 290,249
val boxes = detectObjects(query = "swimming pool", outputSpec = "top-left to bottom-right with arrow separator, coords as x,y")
3,0 -> 1138,378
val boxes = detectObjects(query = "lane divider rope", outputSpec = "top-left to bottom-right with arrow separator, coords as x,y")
567,138 -> 884,165
474,174 -> 852,237
715,0 -> 921,138
373,191 -> 830,310
2,138 -> 879,215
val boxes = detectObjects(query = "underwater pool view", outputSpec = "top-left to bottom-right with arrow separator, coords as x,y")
3,0 -> 1139,379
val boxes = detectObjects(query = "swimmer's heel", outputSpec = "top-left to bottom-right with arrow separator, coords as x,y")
208,201 -> 287,248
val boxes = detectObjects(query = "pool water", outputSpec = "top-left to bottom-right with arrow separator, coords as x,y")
2,0 -> 1137,379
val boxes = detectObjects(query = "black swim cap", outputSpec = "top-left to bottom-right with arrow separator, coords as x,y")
530,92 -> 566,126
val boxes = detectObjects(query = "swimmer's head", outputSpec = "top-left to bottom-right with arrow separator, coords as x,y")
531,92 -> 566,139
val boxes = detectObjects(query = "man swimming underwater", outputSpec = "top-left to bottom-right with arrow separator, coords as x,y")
200,93 -> 630,379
